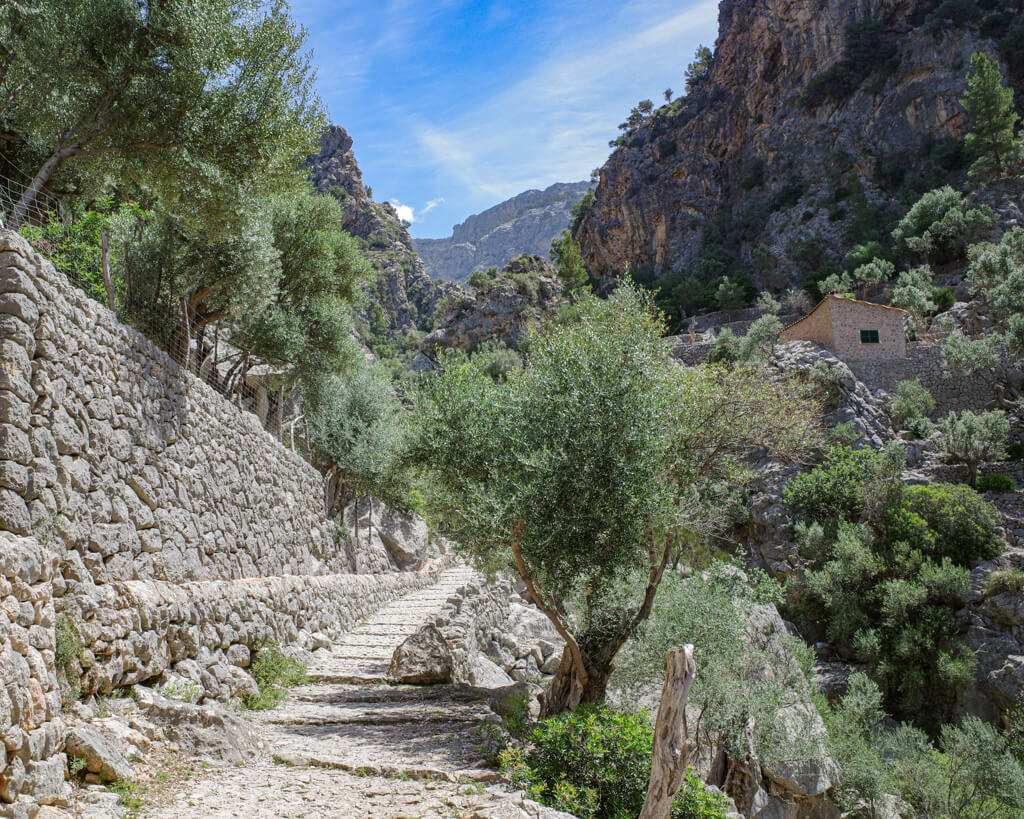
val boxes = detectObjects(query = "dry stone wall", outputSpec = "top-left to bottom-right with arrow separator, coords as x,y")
0,533 -> 69,812
0,230 -> 348,585
0,230 -> 449,810
846,345 -> 1010,414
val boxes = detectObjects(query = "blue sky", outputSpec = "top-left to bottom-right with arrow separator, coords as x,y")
289,1 -> 720,238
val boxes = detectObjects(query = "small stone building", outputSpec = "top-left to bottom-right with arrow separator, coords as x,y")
779,294 -> 908,360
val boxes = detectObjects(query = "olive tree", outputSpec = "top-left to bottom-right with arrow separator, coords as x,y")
939,409 -> 1010,486
412,285 -> 818,715
2,0 -> 323,228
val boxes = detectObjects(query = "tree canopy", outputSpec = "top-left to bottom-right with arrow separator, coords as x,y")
412,284 -> 819,715
1,0 -> 324,228
961,52 -> 1023,180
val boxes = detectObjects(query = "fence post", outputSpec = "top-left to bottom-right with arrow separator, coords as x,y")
101,228 -> 116,311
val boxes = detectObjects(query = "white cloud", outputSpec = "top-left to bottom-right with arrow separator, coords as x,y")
410,1 -> 719,202
390,200 -> 416,223
421,198 -> 445,215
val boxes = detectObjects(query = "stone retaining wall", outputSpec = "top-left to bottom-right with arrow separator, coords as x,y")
846,344 -> 1009,414
0,229 -> 348,585
64,560 -> 448,695
0,533 -> 69,811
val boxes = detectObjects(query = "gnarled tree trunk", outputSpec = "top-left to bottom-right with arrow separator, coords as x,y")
639,645 -> 697,819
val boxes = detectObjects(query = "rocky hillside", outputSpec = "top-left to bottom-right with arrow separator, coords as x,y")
304,127 -> 464,351
576,0 -> 1020,287
414,181 -> 590,282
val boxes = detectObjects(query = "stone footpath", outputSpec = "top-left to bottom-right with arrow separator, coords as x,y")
147,567 -> 571,819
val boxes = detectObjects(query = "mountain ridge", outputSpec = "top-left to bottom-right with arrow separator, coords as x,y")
414,181 -> 590,282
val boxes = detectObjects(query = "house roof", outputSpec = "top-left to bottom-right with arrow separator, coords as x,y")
781,294 -> 909,334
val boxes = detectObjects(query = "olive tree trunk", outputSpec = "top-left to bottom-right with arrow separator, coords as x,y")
639,645 -> 697,819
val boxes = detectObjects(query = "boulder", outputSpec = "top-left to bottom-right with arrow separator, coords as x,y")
133,687 -> 260,765
389,624 -> 454,685
469,655 -> 515,689
65,724 -> 133,783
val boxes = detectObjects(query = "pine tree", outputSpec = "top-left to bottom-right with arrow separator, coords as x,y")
961,52 -> 1023,180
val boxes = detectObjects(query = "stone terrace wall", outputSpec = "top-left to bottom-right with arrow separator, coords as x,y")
847,344 -> 1009,414
0,533 -> 69,810
0,230 -> 346,584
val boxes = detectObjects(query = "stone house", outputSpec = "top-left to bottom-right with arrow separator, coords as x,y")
779,294 -> 908,360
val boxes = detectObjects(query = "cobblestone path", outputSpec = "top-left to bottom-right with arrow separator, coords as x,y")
150,567 -> 528,818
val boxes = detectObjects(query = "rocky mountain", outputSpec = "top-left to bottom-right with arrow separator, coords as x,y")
576,0 -> 1020,288
414,181 -> 591,282
303,127 -> 464,349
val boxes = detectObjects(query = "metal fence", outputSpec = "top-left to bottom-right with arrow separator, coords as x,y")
0,167 -> 306,444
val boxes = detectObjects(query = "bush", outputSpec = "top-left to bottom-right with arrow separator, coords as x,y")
1006,441 -> 1024,461
931,286 -> 955,313
800,19 -> 898,109
938,409 -> 1010,485
242,641 -> 306,710
882,482 -> 1003,566
54,613 -> 83,707
891,379 -> 935,430
892,187 -> 994,265
977,472 -> 1019,493
985,568 -> 1024,597
791,521 -> 976,727
784,445 -> 881,524
502,705 -> 729,819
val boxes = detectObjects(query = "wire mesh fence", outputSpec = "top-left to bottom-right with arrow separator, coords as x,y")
0,168 -> 307,444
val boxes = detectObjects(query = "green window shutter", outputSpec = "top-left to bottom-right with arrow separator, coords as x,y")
860,329 -> 880,344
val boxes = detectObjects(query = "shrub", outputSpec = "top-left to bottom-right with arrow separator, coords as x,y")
985,568 -> 1024,597
800,19 -> 898,109
784,445 -> 880,524
707,328 -> 739,364
502,705 -> 729,819
931,286 -> 955,313
938,409 -> 1010,485
891,379 -> 935,430
807,360 -> 846,409
942,331 -> 1001,376
791,520 -> 976,727
242,641 -> 306,710
1006,441 -> 1024,461
892,187 -> 994,265
882,483 -> 1003,566
55,613 -> 83,707
977,472 -> 1019,493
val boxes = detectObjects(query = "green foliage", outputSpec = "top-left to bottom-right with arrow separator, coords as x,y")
2,0 -> 325,231
412,284 -> 818,708
54,612 -> 82,707
800,19 -> 899,109
826,675 -> 1024,817
714,276 -> 748,310
986,568 -> 1024,597
18,200 -> 149,309
233,189 -> 370,380
616,565 -> 822,774
977,472 -> 1019,493
891,379 -> 936,433
938,409 -> 1010,485
961,52 -> 1023,180
788,454 -> 1002,725
883,483 -> 1002,566
242,641 -> 306,711
942,331 -> 1002,375
893,186 -> 995,266
931,286 -> 955,313
888,265 -> 936,327
302,360 -> 411,507
853,257 -> 895,291
966,227 -> 1024,352
107,777 -> 145,817
570,191 -> 596,234
783,445 -> 881,525
549,231 -> 591,295
501,705 -> 729,819
684,45 -> 715,96
791,519 -> 975,727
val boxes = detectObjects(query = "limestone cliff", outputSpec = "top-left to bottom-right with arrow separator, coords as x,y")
576,0 -> 1010,285
304,127 -> 463,342
414,181 -> 590,282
